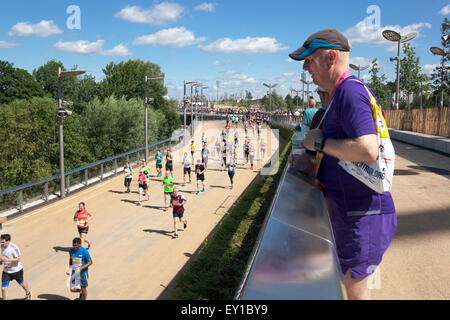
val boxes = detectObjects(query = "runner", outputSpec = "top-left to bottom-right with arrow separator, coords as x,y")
137,169 -> 149,205
257,123 -> 262,137
260,139 -> 267,160
141,161 -> 150,179
162,172 -> 174,212
67,237 -> 92,300
190,140 -> 196,163
221,130 -> 227,143
226,161 -> 236,190
195,159 -> 206,195
165,150 -> 174,178
201,133 -> 208,145
225,123 -> 231,136
233,142 -> 238,164
73,202 -> 93,249
215,138 -> 222,161
155,150 -> 163,177
243,140 -> 250,164
123,162 -> 133,194
1,234 -> 32,300
201,144 -> 210,169
182,152 -> 192,184
234,130 -> 239,146
221,142 -> 227,168
170,188 -> 187,239
249,143 -> 255,170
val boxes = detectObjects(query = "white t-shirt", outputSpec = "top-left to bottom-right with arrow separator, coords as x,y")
183,157 -> 191,168
1,242 -> 23,273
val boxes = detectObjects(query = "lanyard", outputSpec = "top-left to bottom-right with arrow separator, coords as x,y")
328,70 -> 351,103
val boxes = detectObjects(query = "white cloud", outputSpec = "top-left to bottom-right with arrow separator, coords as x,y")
222,70 -> 258,83
344,18 -> 431,51
53,40 -> 132,56
115,2 -> 184,26
422,64 -> 439,75
283,72 -> 295,78
132,27 -> 206,47
349,56 -> 374,68
194,3 -> 216,12
8,20 -> 63,37
199,37 -> 288,54
0,40 -> 20,48
439,5 -> 450,15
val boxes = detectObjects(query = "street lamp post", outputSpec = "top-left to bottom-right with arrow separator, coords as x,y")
144,76 -> 164,163
349,63 -> 370,79
430,46 -> 449,109
263,83 -> 277,112
193,83 -> 202,132
301,79 -> 313,108
201,86 -> 209,121
184,81 -> 197,144
382,29 -> 417,110
58,67 -> 85,199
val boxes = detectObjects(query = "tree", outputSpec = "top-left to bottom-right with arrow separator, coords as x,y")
400,43 -> 428,110
367,58 -> 387,108
429,17 -> 450,108
0,60 -> 44,105
33,60 -> 77,100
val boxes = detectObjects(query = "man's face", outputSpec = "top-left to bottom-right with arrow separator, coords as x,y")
1,239 -> 9,249
303,49 -> 329,87
73,242 -> 81,251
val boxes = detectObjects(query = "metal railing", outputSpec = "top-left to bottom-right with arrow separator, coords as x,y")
235,122 -> 345,300
0,124 -> 193,218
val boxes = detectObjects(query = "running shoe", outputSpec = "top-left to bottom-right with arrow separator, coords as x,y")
184,220 -> 187,229
196,191 -> 200,195
24,291 -> 32,300
173,233 -> 179,239
87,240 -> 92,250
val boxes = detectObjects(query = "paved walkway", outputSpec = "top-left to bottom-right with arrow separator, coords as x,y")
1,121 -> 278,300
371,140 -> 450,300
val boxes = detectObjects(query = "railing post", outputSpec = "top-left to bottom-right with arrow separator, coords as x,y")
137,151 -> 140,164
114,159 -> 118,176
85,169 -> 88,186
19,190 -> 23,213
44,182 -> 48,202
67,176 -> 70,195
100,164 -> 104,181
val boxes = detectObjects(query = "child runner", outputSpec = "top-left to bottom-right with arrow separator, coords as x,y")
67,237 -> 92,300
73,202 -> 93,249
162,172 -> 174,211
170,188 -> 187,239
182,152 -> 192,184
195,159 -> 206,195
155,150 -> 164,177
138,169 -> 149,205
190,140 -> 196,163
201,144 -> 210,169
123,162 -> 132,194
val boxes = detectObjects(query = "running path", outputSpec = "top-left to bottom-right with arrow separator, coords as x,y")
1,120 -> 279,300
371,140 -> 450,300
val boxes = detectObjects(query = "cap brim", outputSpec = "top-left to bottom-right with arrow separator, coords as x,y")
289,46 -> 315,61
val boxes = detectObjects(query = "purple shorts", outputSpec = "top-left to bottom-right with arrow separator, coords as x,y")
326,196 -> 397,279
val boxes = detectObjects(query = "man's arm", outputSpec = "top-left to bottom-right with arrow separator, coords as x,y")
304,128 -> 379,163
1,255 -> 21,263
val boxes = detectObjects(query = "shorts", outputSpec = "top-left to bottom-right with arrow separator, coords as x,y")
156,164 -> 162,169
197,174 -> 205,181
72,271 -> 89,288
164,191 -> 173,195
173,210 -> 184,219
166,163 -> 173,171
184,167 -> 191,175
202,157 -> 208,164
191,151 -> 195,155
78,226 -> 89,234
124,177 -> 132,187
139,184 -> 148,190
2,270 -> 24,287
327,198 -> 397,279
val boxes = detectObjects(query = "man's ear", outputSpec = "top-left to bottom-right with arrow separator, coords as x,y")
328,50 -> 338,67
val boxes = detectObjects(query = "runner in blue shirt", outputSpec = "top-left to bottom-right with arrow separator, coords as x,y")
155,150 -> 164,177
226,162 -> 235,189
67,237 -> 92,300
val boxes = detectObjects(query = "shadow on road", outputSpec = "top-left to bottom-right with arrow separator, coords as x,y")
394,169 -> 419,176
53,246 -> 71,253
143,229 -> 174,238
38,293 -> 71,300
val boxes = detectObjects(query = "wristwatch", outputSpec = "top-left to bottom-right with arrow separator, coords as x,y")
314,136 -> 326,153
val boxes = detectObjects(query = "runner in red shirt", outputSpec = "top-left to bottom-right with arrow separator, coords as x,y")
73,202 -> 93,249
138,169 -> 150,205
170,187 -> 187,239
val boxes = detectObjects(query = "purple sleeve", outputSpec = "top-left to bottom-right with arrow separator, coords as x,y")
339,82 -> 376,139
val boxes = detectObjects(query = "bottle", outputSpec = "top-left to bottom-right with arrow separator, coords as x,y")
292,124 -> 306,155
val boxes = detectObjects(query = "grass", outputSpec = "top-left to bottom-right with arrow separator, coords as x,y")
169,125 -> 294,300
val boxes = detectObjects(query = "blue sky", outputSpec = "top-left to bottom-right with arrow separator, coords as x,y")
1,0 -> 449,101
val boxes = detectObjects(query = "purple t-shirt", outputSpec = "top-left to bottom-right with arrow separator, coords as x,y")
318,76 -> 395,216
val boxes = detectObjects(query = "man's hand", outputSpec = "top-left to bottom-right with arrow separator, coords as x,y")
304,128 -> 323,151
1,256 -> 9,262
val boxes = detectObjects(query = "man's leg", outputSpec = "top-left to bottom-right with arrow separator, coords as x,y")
1,285 -> 8,300
343,269 -> 373,300
80,287 -> 88,300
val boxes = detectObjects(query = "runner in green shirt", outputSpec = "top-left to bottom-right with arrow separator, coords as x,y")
163,172 -> 174,212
